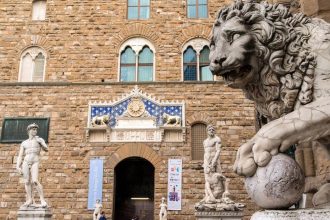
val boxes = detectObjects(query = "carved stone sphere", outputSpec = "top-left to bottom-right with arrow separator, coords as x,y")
245,154 -> 305,209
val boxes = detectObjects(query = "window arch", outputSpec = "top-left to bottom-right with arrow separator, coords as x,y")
119,38 -> 155,82
191,123 -> 207,160
19,47 -> 47,82
183,46 -> 197,81
32,0 -> 47,21
182,38 -> 213,81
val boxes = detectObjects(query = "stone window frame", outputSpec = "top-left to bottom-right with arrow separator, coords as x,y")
118,38 -> 156,82
191,122 -> 207,160
182,38 -> 214,81
186,0 -> 208,19
127,0 -> 150,20
32,0 -> 47,21
18,46 -> 47,82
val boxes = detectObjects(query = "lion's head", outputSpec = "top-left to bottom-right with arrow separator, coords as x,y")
210,0 -> 316,120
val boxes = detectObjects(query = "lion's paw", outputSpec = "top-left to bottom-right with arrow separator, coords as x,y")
254,151 -> 272,167
233,142 -> 257,177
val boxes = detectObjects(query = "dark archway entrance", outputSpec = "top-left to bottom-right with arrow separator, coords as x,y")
114,157 -> 154,220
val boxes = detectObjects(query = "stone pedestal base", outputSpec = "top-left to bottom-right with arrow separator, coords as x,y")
17,207 -> 52,220
195,211 -> 244,220
251,209 -> 330,220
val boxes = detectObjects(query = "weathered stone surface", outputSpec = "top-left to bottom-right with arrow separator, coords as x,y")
195,211 -> 243,220
210,0 -> 330,209
0,84 -> 257,219
251,209 -> 330,220
17,207 -> 52,220
245,154 -> 305,209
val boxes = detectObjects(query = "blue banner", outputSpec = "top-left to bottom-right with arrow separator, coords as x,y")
87,159 -> 103,210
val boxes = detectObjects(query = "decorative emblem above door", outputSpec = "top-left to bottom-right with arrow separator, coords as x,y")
87,86 -> 186,143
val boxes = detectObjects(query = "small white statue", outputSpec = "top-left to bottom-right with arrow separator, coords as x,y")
93,199 -> 102,220
16,123 -> 48,208
159,197 -> 167,220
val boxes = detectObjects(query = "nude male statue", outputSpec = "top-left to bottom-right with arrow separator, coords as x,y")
93,199 -> 102,220
159,197 -> 167,220
195,125 -> 244,211
203,125 -> 221,174
16,123 -> 48,207
202,125 -> 227,203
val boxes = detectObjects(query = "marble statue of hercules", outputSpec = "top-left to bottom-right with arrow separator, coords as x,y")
16,123 -> 48,207
203,125 -> 226,203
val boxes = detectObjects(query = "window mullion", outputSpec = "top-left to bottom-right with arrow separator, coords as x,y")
196,0 -> 199,18
135,53 -> 138,81
196,52 -> 200,81
31,58 -> 36,82
138,0 -> 140,19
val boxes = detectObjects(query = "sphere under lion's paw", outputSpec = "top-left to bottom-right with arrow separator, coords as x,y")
245,154 -> 305,209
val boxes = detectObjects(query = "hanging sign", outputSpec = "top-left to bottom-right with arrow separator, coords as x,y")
87,158 -> 103,210
167,159 -> 182,210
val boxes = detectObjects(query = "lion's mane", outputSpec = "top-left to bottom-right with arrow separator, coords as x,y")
214,0 -> 317,120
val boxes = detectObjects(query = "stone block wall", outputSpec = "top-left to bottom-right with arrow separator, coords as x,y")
0,0 -> 228,83
0,83 -> 257,219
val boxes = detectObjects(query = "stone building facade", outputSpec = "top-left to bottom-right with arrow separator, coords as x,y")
0,0 -> 329,220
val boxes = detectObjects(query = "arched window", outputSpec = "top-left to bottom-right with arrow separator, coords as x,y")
19,47 -> 46,82
191,123 -> 207,160
199,46 -> 212,81
138,46 -> 153,81
120,47 -> 136,81
119,38 -> 155,82
32,0 -> 47,21
183,46 -> 197,81
182,38 -> 213,81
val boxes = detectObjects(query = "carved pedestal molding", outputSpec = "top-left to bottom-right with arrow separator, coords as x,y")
17,207 -> 52,220
195,211 -> 243,220
251,209 -> 330,220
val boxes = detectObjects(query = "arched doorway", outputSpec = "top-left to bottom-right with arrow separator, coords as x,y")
114,157 -> 154,220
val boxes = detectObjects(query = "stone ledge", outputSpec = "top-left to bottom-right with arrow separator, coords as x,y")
195,211 -> 244,219
251,209 -> 330,220
18,207 -> 52,220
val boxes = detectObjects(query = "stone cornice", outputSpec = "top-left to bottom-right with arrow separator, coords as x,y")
0,81 -> 224,87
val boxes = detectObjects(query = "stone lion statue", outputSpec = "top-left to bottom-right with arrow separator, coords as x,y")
91,115 -> 110,127
162,113 -> 181,126
210,0 -> 330,208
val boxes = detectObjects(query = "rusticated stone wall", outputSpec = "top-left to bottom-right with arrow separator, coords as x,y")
0,83 -> 256,220
0,0 -> 226,83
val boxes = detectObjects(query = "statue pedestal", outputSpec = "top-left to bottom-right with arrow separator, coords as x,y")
195,211 -> 244,220
17,207 -> 52,220
251,209 -> 330,220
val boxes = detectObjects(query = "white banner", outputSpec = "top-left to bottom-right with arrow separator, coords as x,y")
167,159 -> 182,210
